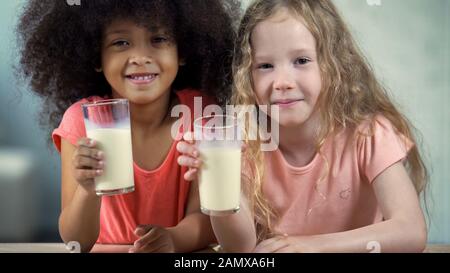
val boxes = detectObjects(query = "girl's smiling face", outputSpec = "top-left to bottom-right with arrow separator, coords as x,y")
251,8 -> 322,128
101,19 -> 180,104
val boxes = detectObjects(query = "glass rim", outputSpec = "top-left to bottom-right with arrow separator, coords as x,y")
82,98 -> 128,108
193,114 -> 238,130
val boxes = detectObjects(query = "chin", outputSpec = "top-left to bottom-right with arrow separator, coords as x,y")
275,114 -> 308,128
127,90 -> 164,103
278,119 -> 305,128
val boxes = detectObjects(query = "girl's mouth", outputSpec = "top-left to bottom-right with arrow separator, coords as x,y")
272,99 -> 303,108
125,73 -> 158,85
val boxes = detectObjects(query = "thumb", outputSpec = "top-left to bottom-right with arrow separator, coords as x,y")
183,131 -> 195,144
135,225 -> 153,236
241,142 -> 248,153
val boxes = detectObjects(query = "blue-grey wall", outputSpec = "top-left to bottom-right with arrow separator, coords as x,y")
331,0 -> 450,245
0,0 -> 61,241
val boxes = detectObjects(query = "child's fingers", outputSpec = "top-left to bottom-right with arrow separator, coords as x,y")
134,225 -> 153,237
76,147 -> 104,160
176,141 -> 199,158
182,131 -> 195,144
133,227 -> 164,249
77,137 -> 96,148
177,155 -> 201,168
73,155 -> 105,170
73,169 -> 103,182
242,143 -> 248,152
253,236 -> 284,253
183,168 -> 198,181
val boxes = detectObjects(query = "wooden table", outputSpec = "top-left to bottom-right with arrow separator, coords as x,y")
0,243 -> 219,253
0,243 -> 448,253
423,244 -> 450,253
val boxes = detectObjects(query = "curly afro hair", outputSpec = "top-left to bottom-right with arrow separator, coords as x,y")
16,0 -> 240,135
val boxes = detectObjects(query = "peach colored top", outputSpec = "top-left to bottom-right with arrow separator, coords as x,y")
263,115 -> 412,236
52,89 -> 214,244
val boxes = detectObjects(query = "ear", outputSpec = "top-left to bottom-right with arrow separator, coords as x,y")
95,67 -> 103,73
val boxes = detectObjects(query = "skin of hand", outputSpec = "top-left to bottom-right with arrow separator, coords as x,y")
72,137 -> 105,193
253,235 -> 317,253
129,225 -> 175,253
176,132 -> 202,181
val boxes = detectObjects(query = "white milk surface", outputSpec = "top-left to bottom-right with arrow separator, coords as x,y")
87,128 -> 134,192
199,147 -> 241,211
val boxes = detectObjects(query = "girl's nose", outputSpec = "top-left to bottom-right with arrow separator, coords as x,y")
273,70 -> 296,91
128,55 -> 152,66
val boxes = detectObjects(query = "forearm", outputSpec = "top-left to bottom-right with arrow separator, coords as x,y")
210,199 -> 257,253
302,218 -> 427,253
167,212 -> 216,253
59,186 -> 101,252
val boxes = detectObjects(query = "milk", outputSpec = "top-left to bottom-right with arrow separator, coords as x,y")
198,147 -> 241,213
86,128 -> 134,195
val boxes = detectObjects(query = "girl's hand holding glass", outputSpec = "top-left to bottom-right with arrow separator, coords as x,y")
176,132 -> 248,182
176,132 -> 202,182
72,137 -> 105,193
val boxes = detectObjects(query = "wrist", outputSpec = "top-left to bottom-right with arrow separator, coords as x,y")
77,185 -> 101,201
166,226 -> 180,252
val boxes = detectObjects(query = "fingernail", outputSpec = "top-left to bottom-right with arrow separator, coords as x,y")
90,139 -> 95,146
97,151 -> 103,159
193,150 -> 199,157
194,160 -> 200,167
96,169 -> 103,175
98,161 -> 104,167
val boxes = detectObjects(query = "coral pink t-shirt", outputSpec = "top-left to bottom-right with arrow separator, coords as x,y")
263,115 -> 413,236
52,89 -> 215,244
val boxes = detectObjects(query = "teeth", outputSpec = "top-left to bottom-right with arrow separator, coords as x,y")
129,75 -> 154,81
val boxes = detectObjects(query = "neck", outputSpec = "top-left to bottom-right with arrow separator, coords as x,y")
114,92 -> 173,136
276,112 -> 320,166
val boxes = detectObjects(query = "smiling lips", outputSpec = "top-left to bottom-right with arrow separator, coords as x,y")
125,73 -> 157,85
272,99 -> 303,108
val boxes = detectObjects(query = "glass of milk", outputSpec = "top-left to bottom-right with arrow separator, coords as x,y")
82,99 -> 134,196
194,115 -> 241,216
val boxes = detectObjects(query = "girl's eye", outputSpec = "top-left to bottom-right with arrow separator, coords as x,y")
112,40 -> 130,47
152,36 -> 169,44
295,57 -> 311,65
257,63 -> 273,70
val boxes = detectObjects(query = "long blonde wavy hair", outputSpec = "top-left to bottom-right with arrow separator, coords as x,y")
231,0 -> 429,240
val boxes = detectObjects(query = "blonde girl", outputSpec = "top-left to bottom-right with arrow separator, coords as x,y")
178,0 -> 428,253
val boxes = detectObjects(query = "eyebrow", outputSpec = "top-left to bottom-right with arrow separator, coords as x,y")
254,48 -> 316,59
104,29 -> 131,37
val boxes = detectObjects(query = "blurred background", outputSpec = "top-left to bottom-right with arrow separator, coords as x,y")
0,0 -> 449,244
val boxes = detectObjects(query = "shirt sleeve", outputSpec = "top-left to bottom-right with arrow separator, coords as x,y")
52,101 -> 87,153
357,115 -> 414,183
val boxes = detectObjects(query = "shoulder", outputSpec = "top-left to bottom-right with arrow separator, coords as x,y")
61,96 -> 106,121
354,114 -> 414,183
356,114 -> 397,136
52,96 -> 105,152
355,114 -> 413,149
